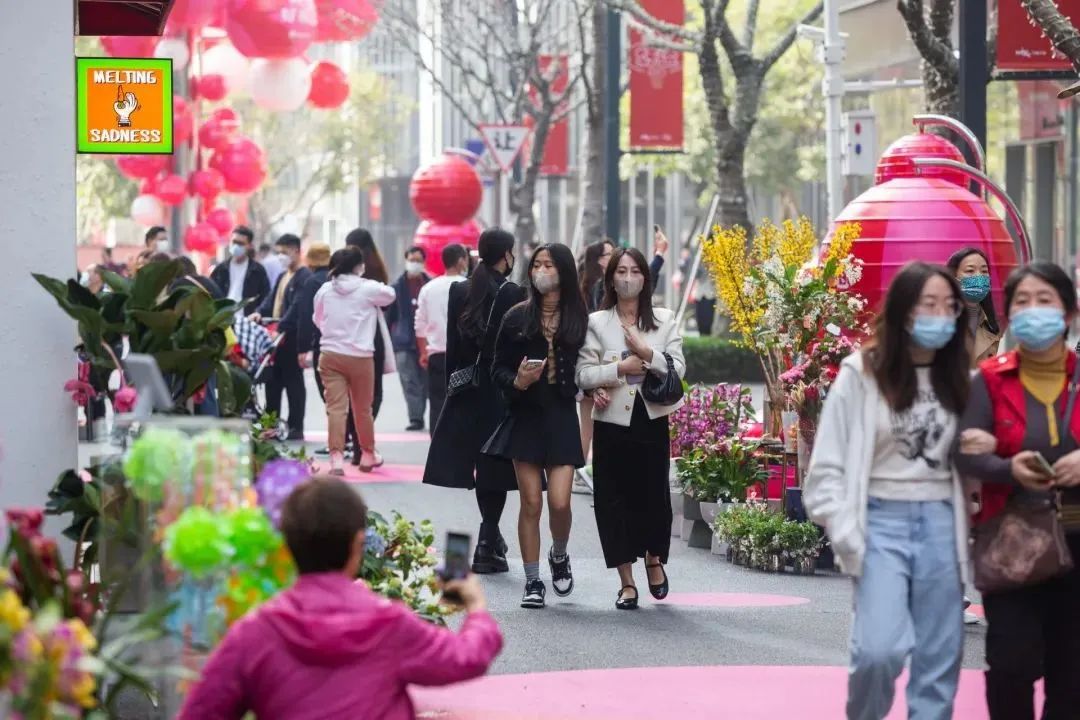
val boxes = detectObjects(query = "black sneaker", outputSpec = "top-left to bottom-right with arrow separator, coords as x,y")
548,549 -> 574,597
471,540 -> 509,574
406,421 -> 425,432
521,579 -> 546,609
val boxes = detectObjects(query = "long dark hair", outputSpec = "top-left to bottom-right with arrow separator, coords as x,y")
601,247 -> 658,332
459,228 -> 516,339
946,246 -> 1000,335
579,239 -> 614,308
520,243 -> 588,347
344,228 -> 388,284
864,262 -> 969,414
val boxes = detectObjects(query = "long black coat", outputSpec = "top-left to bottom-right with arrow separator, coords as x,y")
423,275 -> 525,491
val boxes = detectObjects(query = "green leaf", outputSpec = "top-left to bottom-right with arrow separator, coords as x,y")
100,269 -> 131,295
67,278 -> 101,310
128,259 -> 182,310
130,309 -> 181,337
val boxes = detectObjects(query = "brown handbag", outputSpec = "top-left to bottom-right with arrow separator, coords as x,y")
971,360 -> 1080,594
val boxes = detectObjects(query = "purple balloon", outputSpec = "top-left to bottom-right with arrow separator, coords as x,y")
255,459 -> 311,527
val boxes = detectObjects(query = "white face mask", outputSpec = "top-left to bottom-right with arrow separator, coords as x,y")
405,260 -> 424,275
615,274 -> 644,299
155,239 -> 170,253
532,271 -> 559,294
231,243 -> 247,260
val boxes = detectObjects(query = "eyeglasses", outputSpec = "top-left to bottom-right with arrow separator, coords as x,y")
916,297 -> 964,318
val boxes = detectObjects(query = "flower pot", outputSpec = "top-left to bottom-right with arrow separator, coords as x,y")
700,501 -> 720,525
670,490 -> 683,538
682,494 -> 703,522
793,556 -> 817,575
767,552 -> 785,573
711,534 -> 729,556
682,518 -> 713,549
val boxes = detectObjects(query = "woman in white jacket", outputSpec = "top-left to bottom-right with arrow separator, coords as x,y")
314,247 -> 396,475
804,262 -> 972,720
577,247 -> 684,610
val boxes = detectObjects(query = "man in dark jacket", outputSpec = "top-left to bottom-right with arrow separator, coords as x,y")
252,234 -> 312,440
210,226 -> 271,315
384,246 -> 430,431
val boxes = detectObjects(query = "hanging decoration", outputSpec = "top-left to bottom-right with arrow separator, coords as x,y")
250,58 -> 311,112
205,207 -> 235,237
308,61 -> 349,109
131,194 -> 166,227
189,168 -> 226,202
314,0 -> 379,43
201,41 -> 251,93
165,0 -> 225,31
154,37 -> 191,70
198,108 -> 242,152
184,222 -> 221,255
174,95 -> 194,145
209,137 -> 268,194
226,0 -> 318,59
154,174 -> 188,207
193,74 -> 229,102
115,155 -> 170,181
100,36 -> 159,58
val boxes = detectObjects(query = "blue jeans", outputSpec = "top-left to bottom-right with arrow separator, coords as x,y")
848,498 -> 963,720
395,350 -> 428,425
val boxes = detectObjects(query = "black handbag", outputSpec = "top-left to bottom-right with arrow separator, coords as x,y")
642,351 -> 684,405
447,281 -> 507,398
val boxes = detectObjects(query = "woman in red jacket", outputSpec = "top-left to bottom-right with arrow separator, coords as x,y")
955,261 -> 1080,719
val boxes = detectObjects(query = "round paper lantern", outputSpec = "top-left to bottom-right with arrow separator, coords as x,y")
100,36 -> 159,58
115,155 -> 170,181
154,174 -> 188,206
139,177 -> 158,195
209,137 -> 268,194
409,153 -> 483,225
205,207 -> 235,236
315,0 -> 379,43
308,61 -> 349,109
198,108 -> 241,150
174,95 -> 194,144
226,0 -> 318,59
194,74 -> 228,102
166,0 -> 223,30
189,168 -> 226,202
249,58 -> 311,112
201,41 -> 250,92
154,37 -> 190,69
413,219 -> 483,275
131,194 -> 166,227
185,222 -> 220,254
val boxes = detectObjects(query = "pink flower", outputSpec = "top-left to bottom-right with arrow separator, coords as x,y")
191,385 -> 207,405
113,385 -> 137,414
64,379 -> 97,407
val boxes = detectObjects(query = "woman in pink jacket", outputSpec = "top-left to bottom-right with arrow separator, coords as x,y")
178,478 -> 503,720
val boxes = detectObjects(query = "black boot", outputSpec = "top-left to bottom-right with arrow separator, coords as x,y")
472,538 -> 509,574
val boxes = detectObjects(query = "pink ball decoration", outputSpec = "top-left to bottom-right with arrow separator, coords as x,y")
139,177 -> 158,195
201,41 -> 250,92
314,0 -> 379,43
184,223 -> 220,255
154,37 -> 190,70
100,36 -> 159,58
166,0 -> 223,30
198,108 -> 241,151
414,219 -> 483,275
154,174 -> 188,206
250,58 -> 311,112
131,194 -> 166,227
189,168 -> 226,202
174,96 -> 194,144
115,155 -> 170,181
194,74 -> 228,102
209,137 -> 268,194
205,207 -> 235,236
409,153 -> 484,225
226,0 -> 318,59
308,61 -> 349,109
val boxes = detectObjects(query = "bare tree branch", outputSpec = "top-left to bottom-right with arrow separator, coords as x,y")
743,0 -> 761,53
607,0 -> 702,42
1022,0 -> 1080,73
762,2 -> 824,70
897,0 -> 958,76
929,0 -> 953,40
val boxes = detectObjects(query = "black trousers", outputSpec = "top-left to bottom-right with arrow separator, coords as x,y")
428,352 -> 447,437
266,335 -> 306,434
592,399 -> 672,569
694,298 -> 716,336
983,533 -> 1080,720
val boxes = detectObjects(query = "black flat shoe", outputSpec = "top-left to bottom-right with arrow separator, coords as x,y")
646,562 -> 669,600
471,540 -> 509,574
616,585 -> 639,610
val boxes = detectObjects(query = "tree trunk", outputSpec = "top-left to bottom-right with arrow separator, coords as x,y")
580,2 -> 606,247
512,110 -> 553,251
921,58 -> 960,116
1023,0 -> 1080,71
716,132 -> 753,233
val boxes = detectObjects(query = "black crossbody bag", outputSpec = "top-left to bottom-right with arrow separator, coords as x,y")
447,282 -> 507,398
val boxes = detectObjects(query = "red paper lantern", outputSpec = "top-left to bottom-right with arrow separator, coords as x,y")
166,0 -> 223,30
184,223 -> 220,255
308,61 -> 349,109
115,155 -> 170,181
205,207 -> 235,236
100,36 -> 159,58
174,95 -> 194,144
315,0 -> 379,42
193,74 -> 228,102
154,174 -> 188,206
189,168 -> 226,202
209,137 -> 268,194
413,219 -> 482,275
409,153 -> 483,225
198,108 -> 241,151
226,0 -> 318,59
139,177 -> 158,195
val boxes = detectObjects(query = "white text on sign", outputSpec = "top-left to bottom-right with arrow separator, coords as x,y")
92,70 -> 158,85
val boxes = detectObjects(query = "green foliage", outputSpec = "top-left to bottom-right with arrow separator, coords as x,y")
359,511 -> 452,626
682,336 -> 765,384
76,156 -> 138,243
676,442 -> 766,503
714,501 -> 823,560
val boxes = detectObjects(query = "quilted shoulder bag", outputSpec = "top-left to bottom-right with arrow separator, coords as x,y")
447,281 -> 506,398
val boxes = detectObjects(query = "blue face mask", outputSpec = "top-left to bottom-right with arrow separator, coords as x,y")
1010,307 -> 1066,351
910,314 -> 956,350
959,275 -> 991,303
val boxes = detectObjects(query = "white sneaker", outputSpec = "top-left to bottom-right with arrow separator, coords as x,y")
572,468 -> 593,495
964,611 -> 981,625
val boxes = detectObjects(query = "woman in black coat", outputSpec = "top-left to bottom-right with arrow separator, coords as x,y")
423,229 -> 525,574
483,242 -> 588,610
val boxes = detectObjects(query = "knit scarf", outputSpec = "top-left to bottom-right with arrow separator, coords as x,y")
1019,346 -> 1067,447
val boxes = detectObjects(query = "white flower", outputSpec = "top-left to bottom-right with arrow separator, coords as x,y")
825,323 -> 841,336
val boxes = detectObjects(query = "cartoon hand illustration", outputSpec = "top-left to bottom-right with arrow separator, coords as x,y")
113,85 -> 139,127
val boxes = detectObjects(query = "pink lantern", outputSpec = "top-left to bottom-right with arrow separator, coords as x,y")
115,155 -> 170,181
131,194 -> 166,227
139,177 -> 158,195
409,153 -> 483,225
174,95 -> 194,144
166,0 -> 224,30
413,219 -> 483,275
193,74 -> 228,102
202,41 -> 250,92
315,0 -> 379,42
308,61 -> 349,109
185,223 -> 220,254
198,108 -> 241,151
154,174 -> 188,206
226,0 -> 318,59
209,137 -> 268,194
206,207 -> 235,236
189,168 -> 226,202
100,36 -> 159,58
250,58 -> 311,111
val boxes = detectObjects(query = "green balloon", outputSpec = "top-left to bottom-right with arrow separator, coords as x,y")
164,507 -> 231,577
225,507 -> 280,567
122,428 -> 193,502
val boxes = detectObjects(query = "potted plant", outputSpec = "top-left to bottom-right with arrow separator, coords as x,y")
782,520 -> 824,575
745,503 -> 785,572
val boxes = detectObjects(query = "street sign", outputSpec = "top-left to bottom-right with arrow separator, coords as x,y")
479,124 -> 530,173
841,110 -> 876,177
76,56 -> 173,155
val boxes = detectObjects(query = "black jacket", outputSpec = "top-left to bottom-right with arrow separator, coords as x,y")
491,303 -> 583,404
384,272 -> 431,351
295,266 -> 329,354
210,259 -> 271,316
445,276 -> 526,385
258,266 -> 313,336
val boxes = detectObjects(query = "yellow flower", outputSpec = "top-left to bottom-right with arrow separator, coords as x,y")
67,618 -> 97,652
71,671 -> 97,708
777,217 -> 817,269
0,590 -> 30,632
825,221 -> 861,266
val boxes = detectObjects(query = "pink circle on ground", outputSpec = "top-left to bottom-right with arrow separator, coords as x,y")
657,592 -> 810,608
315,462 -> 424,484
412,667 -> 1041,720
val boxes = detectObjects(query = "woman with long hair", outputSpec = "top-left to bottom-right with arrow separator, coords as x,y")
424,229 -> 525,574
577,247 -> 684,610
805,262 -> 972,719
947,246 -> 1002,367
579,239 -> 615,312
955,262 -> 1080,718
313,247 -> 396,475
484,243 -> 589,609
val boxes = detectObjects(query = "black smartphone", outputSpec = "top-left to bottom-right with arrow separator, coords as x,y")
440,531 -> 472,603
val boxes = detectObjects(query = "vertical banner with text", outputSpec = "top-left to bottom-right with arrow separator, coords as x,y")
628,0 -> 685,150
526,55 -> 570,176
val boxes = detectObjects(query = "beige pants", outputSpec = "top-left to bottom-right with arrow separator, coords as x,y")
318,351 -> 376,455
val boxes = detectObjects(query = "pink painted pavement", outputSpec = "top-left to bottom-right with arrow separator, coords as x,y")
304,430 -> 428,444
656,592 -> 810,608
313,462 -> 425,484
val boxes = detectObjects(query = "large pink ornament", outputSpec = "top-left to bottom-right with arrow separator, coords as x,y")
154,175 -> 188,207
193,74 -> 228,102
185,223 -> 220,255
100,36 -> 159,58
409,153 -> 483,225
226,0 -> 318,59
308,61 -> 349,109
314,0 -> 378,42
205,207 -> 236,236
414,219 -> 483,275
189,168 -> 226,202
250,58 -> 311,111
209,137 -> 268,195
174,95 -> 194,145
115,155 -> 170,181
131,194 -> 166,227
198,107 -> 242,151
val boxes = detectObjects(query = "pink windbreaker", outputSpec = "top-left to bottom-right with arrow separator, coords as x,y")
177,573 -> 503,720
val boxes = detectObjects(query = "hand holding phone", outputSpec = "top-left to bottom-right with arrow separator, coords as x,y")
439,532 -> 472,605
1032,451 -> 1056,478
514,357 -> 546,390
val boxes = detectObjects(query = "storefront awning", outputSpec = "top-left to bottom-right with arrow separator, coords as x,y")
76,0 -> 174,36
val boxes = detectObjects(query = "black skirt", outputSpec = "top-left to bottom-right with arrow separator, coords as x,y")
482,380 -> 585,468
424,369 -> 519,492
592,398 -> 672,568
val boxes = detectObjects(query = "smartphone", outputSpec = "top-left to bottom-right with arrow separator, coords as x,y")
621,350 -> 644,385
440,531 -> 472,603
1032,451 -> 1056,477
523,358 -> 545,371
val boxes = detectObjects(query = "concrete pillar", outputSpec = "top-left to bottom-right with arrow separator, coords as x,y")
0,6 -> 77,508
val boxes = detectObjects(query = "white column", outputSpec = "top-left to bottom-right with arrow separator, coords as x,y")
823,0 -> 846,222
0,5 -> 77,509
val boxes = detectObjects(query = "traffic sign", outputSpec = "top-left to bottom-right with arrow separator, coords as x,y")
479,124 -> 530,173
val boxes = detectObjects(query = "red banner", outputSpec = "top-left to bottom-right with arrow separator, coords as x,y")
629,0 -> 684,150
996,0 -> 1080,71
525,55 -> 570,176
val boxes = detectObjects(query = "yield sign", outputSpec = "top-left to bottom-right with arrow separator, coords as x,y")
479,124 -> 530,173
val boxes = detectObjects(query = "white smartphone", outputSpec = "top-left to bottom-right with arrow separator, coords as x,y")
523,359 -> 545,371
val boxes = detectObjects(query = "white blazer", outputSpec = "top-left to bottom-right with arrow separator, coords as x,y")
576,307 -> 686,427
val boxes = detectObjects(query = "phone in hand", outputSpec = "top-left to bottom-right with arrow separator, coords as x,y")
439,531 -> 471,604
621,350 -> 644,385
1032,451 -> 1056,478
523,358 -> 545,371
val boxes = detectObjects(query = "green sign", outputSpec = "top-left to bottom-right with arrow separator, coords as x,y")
76,56 -> 173,155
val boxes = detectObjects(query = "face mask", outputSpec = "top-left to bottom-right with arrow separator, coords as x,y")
155,239 -> 170,253
532,271 -> 559,294
276,252 -> 292,266
405,260 -> 424,275
960,275 -> 991,303
231,244 -> 247,259
910,314 -> 956,350
1010,307 -> 1066,351
615,274 -> 644,299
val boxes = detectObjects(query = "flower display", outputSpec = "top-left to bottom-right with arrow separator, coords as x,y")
669,383 -> 756,459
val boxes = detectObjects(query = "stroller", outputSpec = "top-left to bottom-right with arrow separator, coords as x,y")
231,314 -> 283,425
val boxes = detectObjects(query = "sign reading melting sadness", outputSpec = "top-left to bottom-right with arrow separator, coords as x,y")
76,57 -> 173,155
